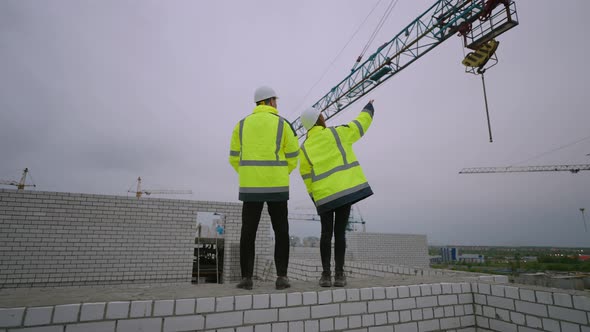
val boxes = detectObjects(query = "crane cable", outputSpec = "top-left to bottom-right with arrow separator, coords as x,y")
460,43 -> 495,143
511,134 -> 590,167
286,0 -> 385,119
27,171 -> 36,188
352,0 -> 401,72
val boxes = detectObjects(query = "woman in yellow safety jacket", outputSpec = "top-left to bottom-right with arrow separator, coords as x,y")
299,100 -> 375,287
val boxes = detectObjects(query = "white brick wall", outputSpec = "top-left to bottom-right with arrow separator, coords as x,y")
0,282 -> 491,331
117,318 -> 161,331
235,295 -> 253,311
0,308 -> 24,328
23,307 -> 52,326
0,189 -> 274,286
129,301 -> 152,318
474,282 -> 590,331
285,259 -> 478,284
80,303 -> 105,321
53,304 -> 79,323
106,302 -> 130,319
347,233 -> 430,268
243,309 -> 277,324
280,234 -> 433,279
279,307 -> 310,321
0,190 -> 214,286
0,189 -> 457,288
163,315 -> 204,332
196,297 -> 215,313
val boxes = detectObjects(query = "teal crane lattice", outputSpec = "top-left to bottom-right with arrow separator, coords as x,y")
292,0 -> 519,139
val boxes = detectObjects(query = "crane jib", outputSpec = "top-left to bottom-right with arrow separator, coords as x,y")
458,164 -> 590,175
293,0 -> 519,139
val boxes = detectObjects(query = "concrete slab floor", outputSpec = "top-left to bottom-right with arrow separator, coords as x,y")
1,274 -> 473,308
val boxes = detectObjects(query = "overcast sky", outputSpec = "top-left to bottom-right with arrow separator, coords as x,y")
1,0 -> 589,247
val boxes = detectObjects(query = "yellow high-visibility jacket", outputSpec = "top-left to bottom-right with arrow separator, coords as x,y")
299,103 -> 374,214
229,105 -> 299,201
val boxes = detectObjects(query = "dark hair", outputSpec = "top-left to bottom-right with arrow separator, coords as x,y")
256,97 -> 275,106
315,114 -> 326,128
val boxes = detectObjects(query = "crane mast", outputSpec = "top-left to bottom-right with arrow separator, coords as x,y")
0,168 -> 36,190
292,0 -> 518,138
459,164 -> 590,174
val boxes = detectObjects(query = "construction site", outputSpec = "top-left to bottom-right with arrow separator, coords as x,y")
2,0 -> 590,331
1,186 -> 589,332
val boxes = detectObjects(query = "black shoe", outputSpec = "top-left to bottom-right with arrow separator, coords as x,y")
275,276 -> 291,290
334,272 -> 347,287
237,277 -> 253,290
319,272 -> 332,287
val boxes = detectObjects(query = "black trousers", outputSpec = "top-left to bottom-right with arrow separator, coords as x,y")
240,201 -> 290,278
319,204 -> 351,274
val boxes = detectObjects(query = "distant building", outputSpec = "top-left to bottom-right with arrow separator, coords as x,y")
458,254 -> 485,264
440,247 -> 459,262
303,236 -> 320,248
430,255 -> 442,264
289,236 -> 301,247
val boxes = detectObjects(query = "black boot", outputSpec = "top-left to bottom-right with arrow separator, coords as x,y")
236,277 -> 253,290
334,272 -> 347,287
319,271 -> 332,287
275,276 -> 291,290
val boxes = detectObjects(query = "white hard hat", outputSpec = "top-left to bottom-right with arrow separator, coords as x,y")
301,106 -> 321,130
254,86 -> 278,103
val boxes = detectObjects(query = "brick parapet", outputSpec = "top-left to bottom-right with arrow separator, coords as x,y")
3,280 -> 586,332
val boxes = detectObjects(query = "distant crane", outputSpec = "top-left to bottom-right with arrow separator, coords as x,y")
460,163 -> 589,232
0,168 -> 36,190
351,205 -> 368,233
128,177 -> 192,198
459,164 -> 590,174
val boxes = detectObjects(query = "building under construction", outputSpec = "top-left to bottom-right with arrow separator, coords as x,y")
1,188 -> 590,332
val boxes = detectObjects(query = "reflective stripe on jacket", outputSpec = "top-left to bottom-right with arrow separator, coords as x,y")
229,105 -> 299,201
299,104 -> 374,214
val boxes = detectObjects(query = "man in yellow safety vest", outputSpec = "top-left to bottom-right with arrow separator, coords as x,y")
229,86 -> 299,290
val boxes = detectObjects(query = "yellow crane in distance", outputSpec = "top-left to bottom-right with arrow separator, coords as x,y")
128,176 -> 192,198
0,168 -> 36,190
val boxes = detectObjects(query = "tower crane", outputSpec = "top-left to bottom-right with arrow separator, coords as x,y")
459,163 -> 590,231
292,0 -> 519,142
0,168 -> 36,190
289,205 -> 367,232
128,177 -> 192,198
458,164 -> 590,174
